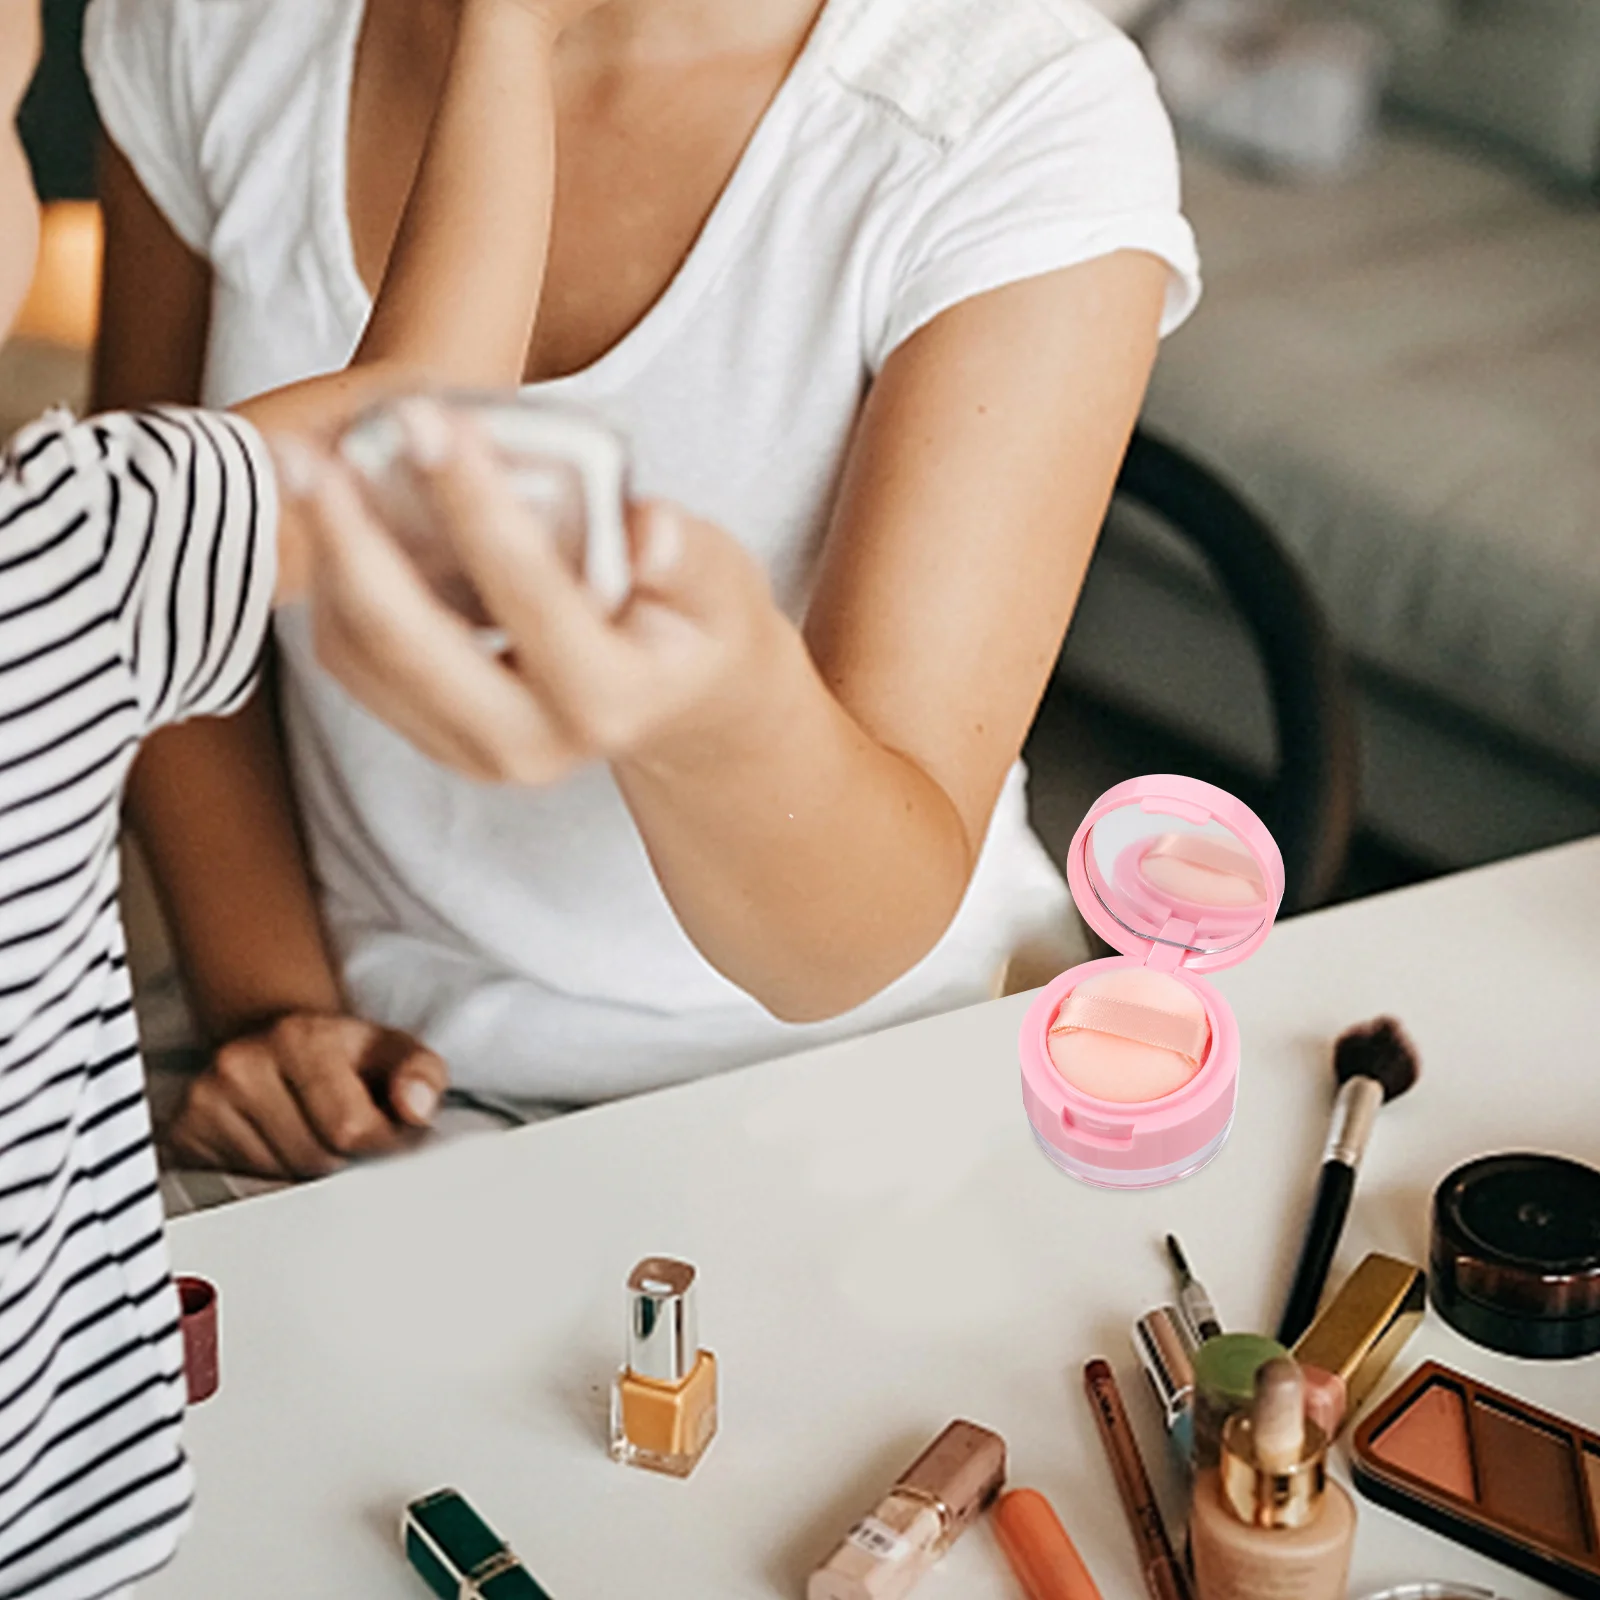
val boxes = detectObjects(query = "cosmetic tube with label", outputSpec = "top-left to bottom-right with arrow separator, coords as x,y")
609,1257 -> 718,1478
808,1420 -> 1006,1600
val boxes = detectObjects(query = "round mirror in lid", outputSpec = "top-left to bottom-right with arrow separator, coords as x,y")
1070,775 -> 1284,971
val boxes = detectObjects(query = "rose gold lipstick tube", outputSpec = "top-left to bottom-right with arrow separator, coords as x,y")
808,1420 -> 1007,1600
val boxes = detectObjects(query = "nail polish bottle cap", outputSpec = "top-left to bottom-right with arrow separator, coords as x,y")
1219,1359 -> 1328,1528
896,1420 -> 1008,1539
624,1257 -> 700,1384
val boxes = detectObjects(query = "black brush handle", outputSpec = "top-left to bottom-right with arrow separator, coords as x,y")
1277,1160 -> 1356,1346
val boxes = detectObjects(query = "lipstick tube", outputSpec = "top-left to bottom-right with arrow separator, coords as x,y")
994,1488 -> 1106,1600
401,1487 -> 554,1599
808,1420 -> 1006,1600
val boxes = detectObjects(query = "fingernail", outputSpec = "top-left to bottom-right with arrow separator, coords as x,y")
398,1079 -> 439,1123
397,397 -> 456,469
641,505 -> 683,581
269,435 -> 321,499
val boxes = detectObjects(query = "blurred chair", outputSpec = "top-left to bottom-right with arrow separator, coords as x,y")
1005,429 -> 1357,995
1105,428 -> 1358,914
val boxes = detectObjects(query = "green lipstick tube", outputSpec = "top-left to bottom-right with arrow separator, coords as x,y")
402,1487 -> 554,1599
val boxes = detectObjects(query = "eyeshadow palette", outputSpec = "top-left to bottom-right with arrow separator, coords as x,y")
1352,1362 -> 1600,1598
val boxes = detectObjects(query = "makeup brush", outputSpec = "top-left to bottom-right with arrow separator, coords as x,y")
1276,1017 -> 1420,1346
1164,1235 -> 1223,1342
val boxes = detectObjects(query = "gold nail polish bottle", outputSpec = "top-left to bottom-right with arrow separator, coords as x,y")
609,1257 -> 718,1478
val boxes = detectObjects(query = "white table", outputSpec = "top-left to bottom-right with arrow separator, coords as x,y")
149,840 -> 1600,1599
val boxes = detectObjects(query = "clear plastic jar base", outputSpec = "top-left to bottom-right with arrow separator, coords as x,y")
1027,1118 -> 1234,1189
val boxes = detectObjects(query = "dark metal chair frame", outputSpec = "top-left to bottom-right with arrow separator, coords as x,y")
1108,429 -> 1359,913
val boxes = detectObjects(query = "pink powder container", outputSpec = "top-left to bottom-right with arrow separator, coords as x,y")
1019,775 -> 1283,1189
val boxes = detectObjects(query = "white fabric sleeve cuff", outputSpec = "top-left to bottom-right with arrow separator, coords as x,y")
82,0 -> 214,255
877,210 -> 1202,368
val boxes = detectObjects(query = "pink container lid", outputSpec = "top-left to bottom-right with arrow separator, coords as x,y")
1064,775 -> 1283,975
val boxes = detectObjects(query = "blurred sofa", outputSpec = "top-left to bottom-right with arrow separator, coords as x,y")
1065,8 -> 1600,871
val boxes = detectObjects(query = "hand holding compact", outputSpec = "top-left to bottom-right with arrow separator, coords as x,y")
280,400 -> 790,788
420,399 -> 787,776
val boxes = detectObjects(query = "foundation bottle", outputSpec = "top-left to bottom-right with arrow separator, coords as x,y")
808,1420 -> 1007,1600
1191,1358 -> 1356,1600
1191,1331 -> 1290,1469
608,1257 -> 718,1478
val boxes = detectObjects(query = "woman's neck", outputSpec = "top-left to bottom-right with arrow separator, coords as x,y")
561,0 -> 825,68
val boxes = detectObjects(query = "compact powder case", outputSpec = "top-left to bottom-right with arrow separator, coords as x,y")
1430,1153 -> 1600,1360
1018,775 -> 1283,1188
1352,1361 -> 1600,1598
340,392 -> 633,627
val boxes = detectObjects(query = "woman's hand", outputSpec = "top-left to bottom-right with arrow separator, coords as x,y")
273,403 -> 800,787
167,1016 -> 447,1180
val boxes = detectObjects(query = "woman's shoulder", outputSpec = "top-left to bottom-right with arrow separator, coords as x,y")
85,0 -> 358,115
818,0 -> 1198,364
817,0 -> 1154,149
85,0 -> 361,252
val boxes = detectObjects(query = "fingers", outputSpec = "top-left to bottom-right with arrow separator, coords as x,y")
397,402 -> 632,728
282,405 -> 775,778
173,1037 -> 345,1180
363,1033 -> 449,1129
286,437 -> 579,784
399,410 -> 767,756
267,1016 -> 408,1158
163,1017 -> 451,1181
168,1084 -> 288,1180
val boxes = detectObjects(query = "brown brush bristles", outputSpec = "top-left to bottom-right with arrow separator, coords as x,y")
1333,1016 -> 1421,1102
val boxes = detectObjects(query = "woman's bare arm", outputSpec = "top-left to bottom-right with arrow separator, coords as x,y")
99,0 -> 589,1174
380,250 -> 1170,1022
95,135 -> 348,1041
92,138 -> 210,410
616,253 -> 1171,1017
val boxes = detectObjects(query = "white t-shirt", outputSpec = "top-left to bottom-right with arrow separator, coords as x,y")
85,0 -> 1200,1103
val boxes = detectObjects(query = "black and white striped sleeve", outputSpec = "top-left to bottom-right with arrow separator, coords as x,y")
1,406 -> 278,742
0,404 -> 277,1600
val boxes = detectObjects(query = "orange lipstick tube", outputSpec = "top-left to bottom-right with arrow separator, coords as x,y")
993,1489 -> 1106,1600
